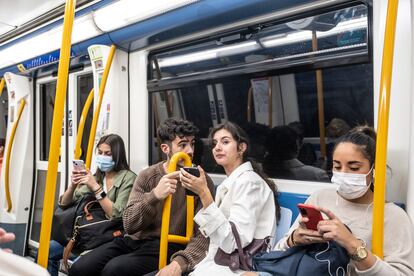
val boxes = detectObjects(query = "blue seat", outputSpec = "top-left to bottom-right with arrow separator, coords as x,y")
273,206 -> 293,247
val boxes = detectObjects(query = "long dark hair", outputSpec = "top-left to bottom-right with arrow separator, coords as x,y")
95,134 -> 130,183
210,121 -> 281,221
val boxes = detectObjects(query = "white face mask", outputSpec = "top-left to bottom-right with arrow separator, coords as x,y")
332,167 -> 373,200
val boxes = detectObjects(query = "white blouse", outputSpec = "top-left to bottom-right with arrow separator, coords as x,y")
191,162 -> 276,276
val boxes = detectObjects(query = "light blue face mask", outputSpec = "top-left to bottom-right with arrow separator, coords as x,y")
96,155 -> 115,172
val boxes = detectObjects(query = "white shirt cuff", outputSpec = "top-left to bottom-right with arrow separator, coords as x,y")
194,203 -> 226,237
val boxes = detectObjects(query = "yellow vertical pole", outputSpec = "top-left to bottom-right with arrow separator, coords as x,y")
372,0 -> 398,259
159,152 -> 192,269
37,0 -> 76,267
312,31 -> 327,159
0,78 -> 5,98
74,88 -> 94,159
85,45 -> 116,169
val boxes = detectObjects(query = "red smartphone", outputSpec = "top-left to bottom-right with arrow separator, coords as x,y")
182,167 -> 200,196
297,204 -> 323,231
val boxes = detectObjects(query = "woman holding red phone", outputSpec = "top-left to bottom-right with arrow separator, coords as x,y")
272,126 -> 414,276
180,121 -> 281,275
41,134 -> 136,276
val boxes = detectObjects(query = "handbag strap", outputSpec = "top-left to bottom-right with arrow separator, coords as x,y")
229,221 -> 249,269
83,200 -> 99,220
63,238 -> 76,273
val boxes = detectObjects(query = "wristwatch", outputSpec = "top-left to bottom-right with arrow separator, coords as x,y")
350,239 -> 368,262
95,191 -> 107,201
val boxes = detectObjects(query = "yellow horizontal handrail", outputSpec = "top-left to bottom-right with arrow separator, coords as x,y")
85,45 -> 116,169
37,0 -> 76,268
159,152 -> 193,269
4,99 -> 26,212
372,0 -> 398,259
74,88 -> 94,159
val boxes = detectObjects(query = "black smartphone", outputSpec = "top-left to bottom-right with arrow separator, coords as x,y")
182,167 -> 200,196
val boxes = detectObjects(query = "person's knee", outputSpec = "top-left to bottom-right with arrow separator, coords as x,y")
101,260 -> 129,276
48,240 -> 64,260
68,258 -> 90,276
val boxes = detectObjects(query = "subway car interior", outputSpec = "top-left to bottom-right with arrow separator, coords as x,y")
0,0 -> 413,275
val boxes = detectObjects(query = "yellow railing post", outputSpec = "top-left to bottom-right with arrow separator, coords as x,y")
4,99 -> 26,212
74,88 -> 94,159
372,0 -> 398,259
159,152 -> 193,269
37,0 -> 76,268
0,78 -> 5,98
85,45 -> 116,169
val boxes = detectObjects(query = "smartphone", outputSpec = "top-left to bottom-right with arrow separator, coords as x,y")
73,159 -> 86,171
182,167 -> 200,196
297,203 -> 323,231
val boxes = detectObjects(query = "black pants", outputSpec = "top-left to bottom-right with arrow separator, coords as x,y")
69,237 -> 184,276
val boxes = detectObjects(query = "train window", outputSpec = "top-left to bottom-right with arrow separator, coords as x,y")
148,3 -> 373,182
30,171 -> 60,242
39,81 -> 57,161
76,74 -> 94,161
149,63 -> 373,181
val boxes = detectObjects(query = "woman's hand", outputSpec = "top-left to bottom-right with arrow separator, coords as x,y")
71,170 -> 86,188
290,216 -> 325,246
77,170 -> 100,192
179,166 -> 208,196
316,206 -> 359,254
180,166 -> 214,208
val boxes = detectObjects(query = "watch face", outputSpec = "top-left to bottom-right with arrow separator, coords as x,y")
357,247 -> 368,259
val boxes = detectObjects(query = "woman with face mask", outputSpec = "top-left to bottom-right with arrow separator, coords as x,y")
268,126 -> 414,276
44,134 -> 136,276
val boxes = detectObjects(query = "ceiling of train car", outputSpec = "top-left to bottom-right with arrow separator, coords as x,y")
0,0 -> 65,36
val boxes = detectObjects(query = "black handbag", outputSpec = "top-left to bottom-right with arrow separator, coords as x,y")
62,200 -> 123,271
214,221 -> 270,271
51,193 -> 95,246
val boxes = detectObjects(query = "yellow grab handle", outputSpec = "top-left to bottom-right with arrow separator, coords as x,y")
85,45 -> 116,169
4,99 -> 26,212
372,0 -> 399,259
37,0 -> 76,268
0,78 -> 5,98
74,88 -> 94,159
159,152 -> 193,269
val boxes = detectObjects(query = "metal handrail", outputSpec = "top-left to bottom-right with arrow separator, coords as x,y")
74,88 -> 94,159
4,99 -> 26,212
159,152 -> 194,268
37,0 -> 76,268
85,45 -> 116,169
372,0 -> 399,259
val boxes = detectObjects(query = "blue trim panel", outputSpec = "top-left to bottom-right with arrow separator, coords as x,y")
278,192 -> 309,225
0,0 -> 320,74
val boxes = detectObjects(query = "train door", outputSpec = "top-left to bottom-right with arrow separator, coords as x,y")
28,70 -> 94,250
0,73 -> 34,255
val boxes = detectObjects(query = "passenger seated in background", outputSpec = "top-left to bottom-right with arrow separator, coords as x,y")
69,118 -> 215,276
271,126 -> 414,275
263,126 -> 329,182
0,228 -> 49,276
287,121 -> 317,166
180,121 -> 280,275
44,134 -> 135,276
241,122 -> 269,164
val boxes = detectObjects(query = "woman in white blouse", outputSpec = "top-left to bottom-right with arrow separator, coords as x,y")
180,121 -> 280,275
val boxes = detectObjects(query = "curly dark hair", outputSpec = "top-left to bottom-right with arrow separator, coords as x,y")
157,118 -> 199,144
